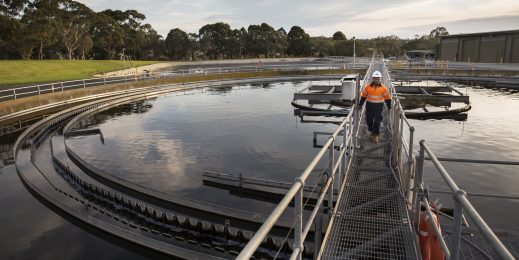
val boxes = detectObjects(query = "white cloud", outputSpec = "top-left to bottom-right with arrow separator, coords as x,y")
79,0 -> 519,38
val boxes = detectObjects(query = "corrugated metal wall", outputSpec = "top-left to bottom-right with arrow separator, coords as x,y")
511,37 -> 519,63
479,35 -> 506,63
439,31 -> 519,63
440,38 -> 459,61
462,39 -> 479,62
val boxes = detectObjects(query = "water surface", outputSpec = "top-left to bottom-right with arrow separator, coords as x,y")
1,81 -> 518,258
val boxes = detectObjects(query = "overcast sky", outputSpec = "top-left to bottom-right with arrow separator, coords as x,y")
81,0 -> 519,39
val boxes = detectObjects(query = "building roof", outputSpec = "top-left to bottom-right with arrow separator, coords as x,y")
440,29 -> 519,39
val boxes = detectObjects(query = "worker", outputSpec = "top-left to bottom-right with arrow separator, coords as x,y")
358,71 -> 392,143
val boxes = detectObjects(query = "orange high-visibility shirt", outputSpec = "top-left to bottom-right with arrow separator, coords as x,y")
361,84 -> 391,103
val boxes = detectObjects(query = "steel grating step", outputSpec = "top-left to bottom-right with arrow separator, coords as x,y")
322,212 -> 416,259
346,170 -> 399,189
338,189 -> 405,221
321,101 -> 419,259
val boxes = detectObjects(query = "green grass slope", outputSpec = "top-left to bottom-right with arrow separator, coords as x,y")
0,60 -> 161,87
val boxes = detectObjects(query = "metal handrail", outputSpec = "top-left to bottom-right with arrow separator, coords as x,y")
415,141 -> 515,260
237,111 -> 354,260
238,55 -> 514,259
237,72 -> 360,259
383,55 -> 511,260
0,62 -> 371,101
238,54 -> 376,260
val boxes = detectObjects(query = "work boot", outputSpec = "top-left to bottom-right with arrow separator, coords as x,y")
366,130 -> 371,137
369,133 -> 375,143
372,134 -> 379,143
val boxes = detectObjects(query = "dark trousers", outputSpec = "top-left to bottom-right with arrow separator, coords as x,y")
365,102 -> 383,134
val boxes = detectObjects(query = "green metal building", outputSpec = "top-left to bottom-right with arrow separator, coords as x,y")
439,29 -> 519,63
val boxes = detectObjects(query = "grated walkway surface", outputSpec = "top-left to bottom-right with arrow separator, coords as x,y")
320,111 -> 420,259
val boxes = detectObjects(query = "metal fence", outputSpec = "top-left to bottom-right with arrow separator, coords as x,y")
236,55 -> 376,260
411,142 -> 515,259
237,56 -> 514,259
382,58 -> 515,260
0,63 -> 369,102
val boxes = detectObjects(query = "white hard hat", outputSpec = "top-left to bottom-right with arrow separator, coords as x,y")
372,71 -> 382,78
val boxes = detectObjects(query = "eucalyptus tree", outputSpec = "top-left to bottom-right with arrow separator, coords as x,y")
77,31 -> 93,59
401,27 -> 449,54
429,27 -> 449,38
332,31 -> 346,41
0,0 -> 30,58
199,22 -> 232,59
91,12 -> 124,59
22,0 -> 60,59
15,21 -> 38,59
311,36 -> 334,57
333,38 -> 352,56
287,26 -> 311,57
248,23 -> 284,58
57,0 -> 94,60
101,9 -> 149,59
429,27 -> 448,56
246,24 -> 265,57
187,33 -> 199,61
0,0 -> 29,16
371,35 -> 402,57
228,27 -> 247,59
165,28 -> 190,60
141,25 -> 164,60
261,23 -> 278,57
273,27 -> 288,57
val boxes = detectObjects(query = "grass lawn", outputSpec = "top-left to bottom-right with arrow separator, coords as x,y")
0,60 -> 162,87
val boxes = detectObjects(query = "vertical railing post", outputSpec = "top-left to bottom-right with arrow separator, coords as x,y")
398,113 -> 404,164
339,121 -> 347,190
450,191 -> 465,260
406,126 -> 415,203
353,74 -> 361,148
314,175 -> 324,260
13,89 -> 17,99
37,85 -> 41,95
328,137 -> 335,222
60,82 -> 64,92
83,79 -> 86,88
413,140 -> 426,229
294,178 -> 304,260
391,107 -> 400,168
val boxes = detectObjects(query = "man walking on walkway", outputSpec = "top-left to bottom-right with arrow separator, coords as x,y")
358,71 -> 392,143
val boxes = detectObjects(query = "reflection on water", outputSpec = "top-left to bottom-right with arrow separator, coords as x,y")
68,82 -> 519,227
67,81 -> 338,213
1,81 -> 518,258
409,84 -> 519,230
0,164 -> 144,259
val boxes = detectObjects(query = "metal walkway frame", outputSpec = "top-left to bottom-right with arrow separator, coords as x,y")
237,56 -> 515,260
318,95 -> 419,259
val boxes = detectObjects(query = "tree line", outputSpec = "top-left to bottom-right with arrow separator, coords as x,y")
0,0 -> 449,60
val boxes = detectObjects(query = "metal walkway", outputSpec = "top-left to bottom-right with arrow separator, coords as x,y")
319,111 -> 419,259
237,58 -> 516,260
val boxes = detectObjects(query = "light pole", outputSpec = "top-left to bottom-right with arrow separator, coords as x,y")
352,37 -> 356,64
